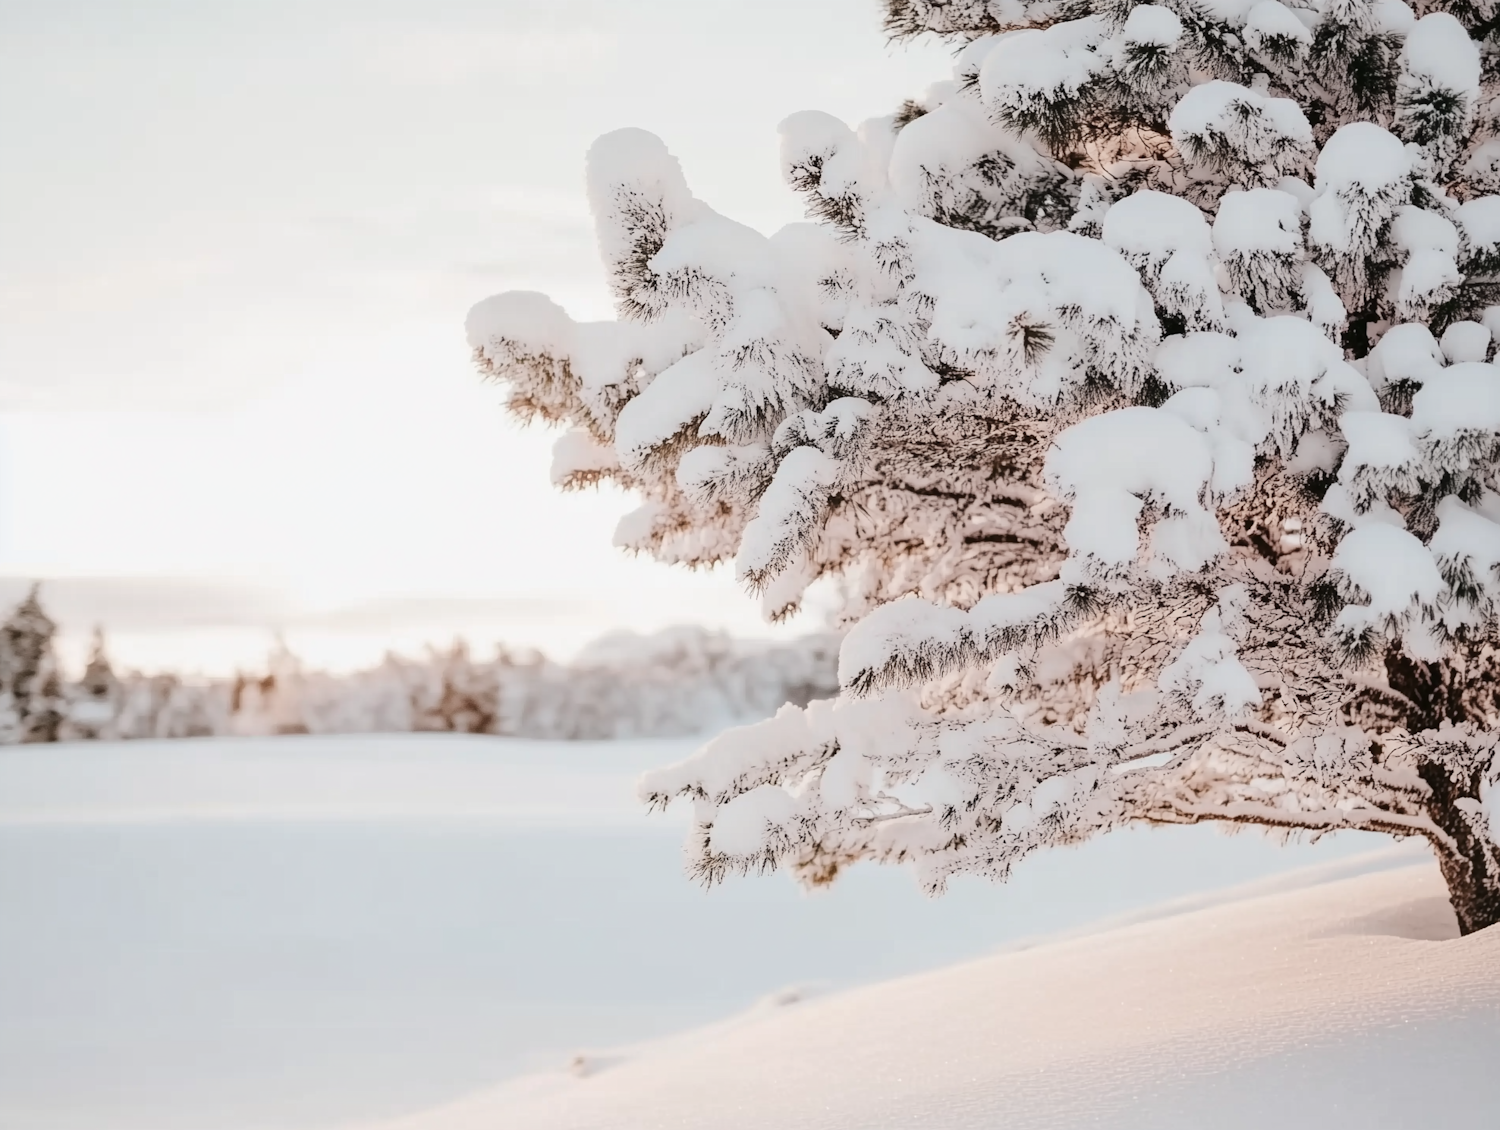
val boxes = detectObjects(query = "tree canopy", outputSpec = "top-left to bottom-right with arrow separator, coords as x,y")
470,0 -> 1500,932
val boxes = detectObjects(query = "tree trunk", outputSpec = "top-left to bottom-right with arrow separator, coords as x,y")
1383,652 -> 1500,934
1423,773 -> 1500,936
1432,835 -> 1500,936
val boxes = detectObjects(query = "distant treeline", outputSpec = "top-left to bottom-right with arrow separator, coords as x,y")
0,586 -> 840,743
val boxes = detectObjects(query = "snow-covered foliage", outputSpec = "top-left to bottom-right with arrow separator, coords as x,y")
2,592 -> 839,744
471,0 -> 1500,932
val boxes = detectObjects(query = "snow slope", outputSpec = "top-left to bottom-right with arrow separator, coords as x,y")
374,860 -> 1499,1130
0,736 -> 1403,1130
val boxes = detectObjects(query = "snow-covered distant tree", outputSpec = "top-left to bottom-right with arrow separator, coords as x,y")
470,0 -> 1500,932
113,673 -> 226,740
0,586 -> 63,743
60,627 -> 121,740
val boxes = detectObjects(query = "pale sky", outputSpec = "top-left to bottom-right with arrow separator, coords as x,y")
0,0 -> 952,671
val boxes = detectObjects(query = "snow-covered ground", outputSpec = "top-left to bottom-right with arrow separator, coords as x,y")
381,860 -> 1497,1130
0,735 -> 1410,1130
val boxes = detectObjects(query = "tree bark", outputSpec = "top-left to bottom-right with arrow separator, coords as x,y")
1431,835 -> 1500,936
1423,773 -> 1500,936
1383,650 -> 1500,934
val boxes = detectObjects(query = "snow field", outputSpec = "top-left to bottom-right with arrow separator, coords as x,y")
0,734 -> 1392,1130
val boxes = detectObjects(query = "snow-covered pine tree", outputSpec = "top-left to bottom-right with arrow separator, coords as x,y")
0,585 -> 63,743
60,627 -> 121,740
468,0 -> 1500,933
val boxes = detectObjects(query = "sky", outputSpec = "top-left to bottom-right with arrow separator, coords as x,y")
0,0 -> 954,671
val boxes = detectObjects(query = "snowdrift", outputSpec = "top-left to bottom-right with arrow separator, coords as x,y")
376,860 -> 1499,1130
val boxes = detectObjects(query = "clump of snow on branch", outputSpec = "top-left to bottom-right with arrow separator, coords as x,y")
1159,587 -> 1261,718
